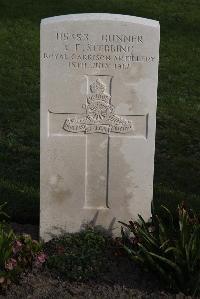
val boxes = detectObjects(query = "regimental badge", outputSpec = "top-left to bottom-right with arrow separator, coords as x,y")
63,76 -> 134,134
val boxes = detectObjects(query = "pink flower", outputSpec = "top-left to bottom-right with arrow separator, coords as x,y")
12,240 -> 23,254
5,258 -> 17,270
35,252 -> 47,267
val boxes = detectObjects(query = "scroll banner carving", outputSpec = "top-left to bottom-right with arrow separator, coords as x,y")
63,76 -> 134,134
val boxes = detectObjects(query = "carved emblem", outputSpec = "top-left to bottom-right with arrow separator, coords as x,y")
63,77 -> 134,134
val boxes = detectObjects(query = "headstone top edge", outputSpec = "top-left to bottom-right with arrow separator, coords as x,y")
41,13 -> 159,28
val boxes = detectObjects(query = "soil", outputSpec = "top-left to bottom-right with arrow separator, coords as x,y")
0,223 -> 193,299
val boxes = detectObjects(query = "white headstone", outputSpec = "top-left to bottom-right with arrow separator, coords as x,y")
40,13 -> 160,241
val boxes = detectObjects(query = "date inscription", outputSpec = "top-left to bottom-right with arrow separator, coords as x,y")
43,31 -> 156,70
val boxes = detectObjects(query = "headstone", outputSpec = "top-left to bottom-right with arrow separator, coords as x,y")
40,13 -> 160,241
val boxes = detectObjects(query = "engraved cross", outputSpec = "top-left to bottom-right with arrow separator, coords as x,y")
49,75 -> 148,209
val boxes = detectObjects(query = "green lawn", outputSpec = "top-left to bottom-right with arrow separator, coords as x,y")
0,0 -> 199,224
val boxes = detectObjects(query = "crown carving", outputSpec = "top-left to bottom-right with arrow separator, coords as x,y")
90,79 -> 106,94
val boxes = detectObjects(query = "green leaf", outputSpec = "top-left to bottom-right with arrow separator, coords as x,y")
149,252 -> 183,286
138,229 -> 158,250
118,221 -> 133,231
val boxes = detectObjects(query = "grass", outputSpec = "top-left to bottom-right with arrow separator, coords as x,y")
0,0 -> 199,223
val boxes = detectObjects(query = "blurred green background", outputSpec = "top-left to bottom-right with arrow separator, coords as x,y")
0,0 -> 199,224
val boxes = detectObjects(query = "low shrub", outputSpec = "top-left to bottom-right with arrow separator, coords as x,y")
46,228 -> 109,281
120,202 -> 200,296
0,203 -> 46,288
